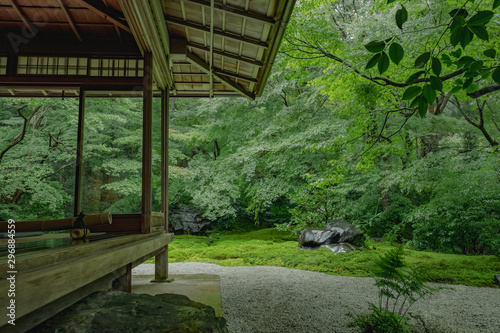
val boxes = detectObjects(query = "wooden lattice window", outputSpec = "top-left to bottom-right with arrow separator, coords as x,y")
0,57 -> 7,75
17,56 -> 87,75
88,58 -> 144,77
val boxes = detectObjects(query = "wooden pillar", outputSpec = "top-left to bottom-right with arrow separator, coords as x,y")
73,88 -> 86,216
112,263 -> 132,292
160,88 -> 169,231
141,53 -> 153,234
155,246 -> 168,282
154,88 -> 170,281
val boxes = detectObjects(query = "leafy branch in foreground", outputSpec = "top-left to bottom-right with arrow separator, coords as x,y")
284,0 -> 500,119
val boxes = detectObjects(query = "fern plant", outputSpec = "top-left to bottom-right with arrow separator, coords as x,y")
374,245 -> 435,317
351,245 -> 437,333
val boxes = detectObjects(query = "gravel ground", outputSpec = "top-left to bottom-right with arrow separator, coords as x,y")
133,263 -> 500,333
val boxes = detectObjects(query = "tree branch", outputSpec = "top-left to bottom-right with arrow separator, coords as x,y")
0,106 -> 40,164
467,84 -> 500,99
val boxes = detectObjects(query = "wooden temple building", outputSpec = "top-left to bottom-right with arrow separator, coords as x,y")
0,0 -> 295,331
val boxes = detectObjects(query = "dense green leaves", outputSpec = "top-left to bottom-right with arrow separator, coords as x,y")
417,96 -> 428,117
469,25 -> 489,41
378,52 -> 390,74
429,76 -> 443,92
395,5 -> 408,30
402,86 -> 422,101
389,43 -> 404,65
493,68 -> 500,84
467,11 -> 494,26
422,84 -> 437,104
450,26 -> 465,47
365,40 -> 386,53
405,71 -> 425,84
414,52 -> 431,68
366,53 -> 382,70
431,57 -> 442,76
483,49 -> 496,58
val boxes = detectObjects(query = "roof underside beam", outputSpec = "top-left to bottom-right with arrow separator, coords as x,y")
187,42 -> 263,67
185,0 -> 275,24
73,0 -> 131,33
8,0 -> 36,35
186,51 -> 255,100
165,16 -> 269,48
57,0 -> 82,42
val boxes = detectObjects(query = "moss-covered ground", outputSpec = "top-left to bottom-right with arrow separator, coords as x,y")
147,228 -> 500,288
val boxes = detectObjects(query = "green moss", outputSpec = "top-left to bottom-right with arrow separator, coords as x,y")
146,228 -> 500,288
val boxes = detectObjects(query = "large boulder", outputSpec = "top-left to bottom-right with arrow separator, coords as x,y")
169,205 -> 211,235
495,273 -> 500,285
32,291 -> 228,333
298,219 -> 364,254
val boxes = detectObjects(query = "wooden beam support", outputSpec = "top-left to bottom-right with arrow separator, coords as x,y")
73,0 -> 131,33
0,35 -> 140,56
141,53 -> 153,234
0,76 -> 143,87
8,0 -> 36,35
187,42 -> 263,67
165,16 -> 269,48
112,263 -> 132,292
57,0 -> 83,42
185,0 -> 275,24
154,246 -> 169,281
73,88 -> 86,217
187,51 -> 255,100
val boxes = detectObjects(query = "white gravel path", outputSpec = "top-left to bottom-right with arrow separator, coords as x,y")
133,263 -> 500,333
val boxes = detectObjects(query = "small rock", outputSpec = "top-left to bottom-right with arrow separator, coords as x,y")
169,204 -> 211,235
495,274 -> 500,285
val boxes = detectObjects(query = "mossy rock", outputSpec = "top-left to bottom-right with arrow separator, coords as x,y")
31,291 -> 228,333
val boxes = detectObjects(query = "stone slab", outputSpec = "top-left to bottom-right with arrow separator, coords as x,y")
132,274 -> 222,317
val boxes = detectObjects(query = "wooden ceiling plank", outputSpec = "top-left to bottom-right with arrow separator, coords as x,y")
185,0 -> 275,24
57,0 -> 83,42
73,0 -> 131,33
8,0 -> 36,35
165,16 -> 268,48
186,50 -> 254,100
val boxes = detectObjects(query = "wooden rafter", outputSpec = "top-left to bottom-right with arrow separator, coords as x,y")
165,16 -> 269,48
57,0 -> 83,42
186,51 -> 255,100
172,69 -> 256,83
8,0 -> 35,35
187,42 -> 263,67
213,68 -> 257,83
185,0 -> 275,24
73,0 -> 131,33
